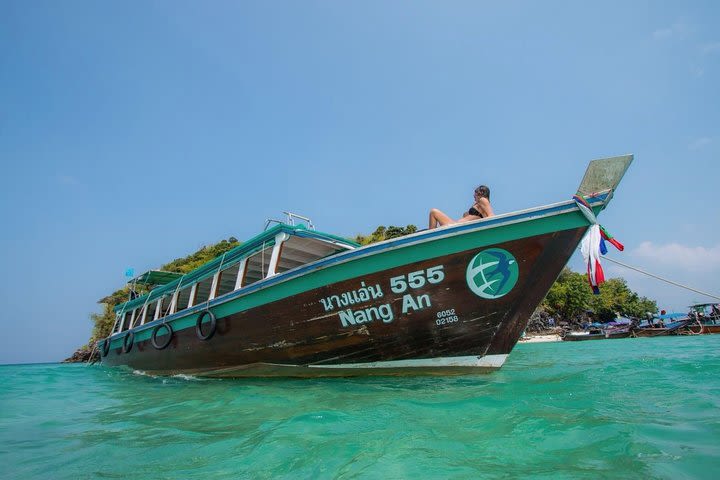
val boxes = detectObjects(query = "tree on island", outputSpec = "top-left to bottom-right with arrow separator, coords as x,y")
527,268 -> 657,332
354,225 -> 417,245
69,237 -> 242,362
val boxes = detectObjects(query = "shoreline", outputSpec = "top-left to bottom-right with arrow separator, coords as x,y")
518,333 -> 562,343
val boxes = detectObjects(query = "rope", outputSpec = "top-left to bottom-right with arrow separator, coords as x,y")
114,306 -> 126,334
135,293 -> 152,327
678,319 -> 703,335
86,343 -> 99,365
164,274 -> 187,316
602,255 -> 720,301
206,252 -> 227,310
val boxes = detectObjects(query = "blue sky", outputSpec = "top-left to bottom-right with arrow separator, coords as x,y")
1,1 -> 718,364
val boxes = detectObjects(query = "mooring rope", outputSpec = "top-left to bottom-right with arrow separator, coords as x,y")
205,252 -> 228,310
602,255 -> 720,301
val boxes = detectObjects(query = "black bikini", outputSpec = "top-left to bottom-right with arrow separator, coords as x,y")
468,207 -> 483,218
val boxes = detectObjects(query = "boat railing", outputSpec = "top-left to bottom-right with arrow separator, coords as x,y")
283,212 -> 315,229
265,212 -> 315,231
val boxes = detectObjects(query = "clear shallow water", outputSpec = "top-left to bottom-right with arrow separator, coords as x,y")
1,336 -> 719,479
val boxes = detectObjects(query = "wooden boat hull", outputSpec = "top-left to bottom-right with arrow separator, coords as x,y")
682,322 -> 720,335
102,226 -> 587,377
563,332 -> 605,341
606,330 -> 632,339
632,328 -> 677,337
563,329 -> 632,341
632,320 -> 690,337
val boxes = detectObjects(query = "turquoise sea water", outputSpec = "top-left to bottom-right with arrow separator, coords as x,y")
2,336 -> 719,479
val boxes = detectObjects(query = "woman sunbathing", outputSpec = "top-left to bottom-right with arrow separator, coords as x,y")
428,185 -> 493,229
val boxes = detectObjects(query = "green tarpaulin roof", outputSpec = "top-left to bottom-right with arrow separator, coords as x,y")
132,270 -> 184,286
113,224 -> 359,313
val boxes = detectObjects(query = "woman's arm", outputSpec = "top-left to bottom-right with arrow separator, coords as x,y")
477,197 -> 493,217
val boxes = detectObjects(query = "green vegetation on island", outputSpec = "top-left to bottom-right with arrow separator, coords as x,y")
67,225 -> 656,361
66,237 -> 241,362
528,268 -> 657,332
354,225 -> 418,245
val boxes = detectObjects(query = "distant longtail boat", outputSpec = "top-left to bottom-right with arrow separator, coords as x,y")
684,303 -> 720,334
99,155 -> 633,376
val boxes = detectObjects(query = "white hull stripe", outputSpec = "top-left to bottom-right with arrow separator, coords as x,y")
307,354 -> 509,370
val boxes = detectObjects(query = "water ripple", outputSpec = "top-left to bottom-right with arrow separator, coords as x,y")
1,335 -> 719,479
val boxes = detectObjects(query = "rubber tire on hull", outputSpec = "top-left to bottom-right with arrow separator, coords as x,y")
196,311 -> 217,341
151,323 -> 173,350
101,338 -> 111,357
122,331 -> 134,353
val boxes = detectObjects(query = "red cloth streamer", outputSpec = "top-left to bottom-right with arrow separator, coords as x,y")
586,259 -> 606,295
595,259 -> 605,284
599,225 -> 624,251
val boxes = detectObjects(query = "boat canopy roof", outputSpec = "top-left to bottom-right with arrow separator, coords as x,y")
113,223 -> 358,314
656,312 -> 687,320
131,270 -> 184,286
689,303 -> 720,310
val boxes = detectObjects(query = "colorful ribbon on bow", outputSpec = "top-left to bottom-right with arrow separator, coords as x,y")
573,194 -> 623,294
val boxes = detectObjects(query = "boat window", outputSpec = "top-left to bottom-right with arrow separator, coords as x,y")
131,307 -> 144,328
216,263 -> 241,297
121,310 -> 133,331
243,244 -> 274,286
175,287 -> 192,313
194,277 -> 214,305
145,301 -> 158,324
275,236 -> 349,274
158,295 -> 173,319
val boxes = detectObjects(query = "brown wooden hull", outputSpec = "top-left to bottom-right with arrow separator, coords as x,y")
682,322 -> 720,335
631,321 -> 690,337
102,228 -> 587,376
632,328 -> 677,337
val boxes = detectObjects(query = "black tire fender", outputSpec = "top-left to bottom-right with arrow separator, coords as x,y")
122,331 -> 135,353
151,323 -> 174,350
101,337 -> 111,357
196,310 -> 217,341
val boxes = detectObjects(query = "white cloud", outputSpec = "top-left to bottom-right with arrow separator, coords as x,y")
701,42 -> 720,55
653,22 -> 689,40
689,137 -> 712,150
632,241 -> 720,273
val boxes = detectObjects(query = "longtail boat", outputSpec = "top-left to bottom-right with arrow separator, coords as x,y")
99,155 -> 632,377
562,326 -> 633,341
683,303 -> 720,334
632,318 -> 691,337
561,329 -> 607,341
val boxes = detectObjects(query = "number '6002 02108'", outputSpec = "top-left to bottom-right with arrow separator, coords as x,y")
436,308 -> 458,325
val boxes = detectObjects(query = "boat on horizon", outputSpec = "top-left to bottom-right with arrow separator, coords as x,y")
683,303 -> 720,334
98,155 -> 633,377
562,322 -> 633,341
632,313 -> 691,337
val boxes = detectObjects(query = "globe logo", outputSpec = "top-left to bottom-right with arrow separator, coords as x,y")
466,248 -> 519,299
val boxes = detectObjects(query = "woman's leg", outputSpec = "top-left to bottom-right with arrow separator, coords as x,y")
429,208 -> 454,229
